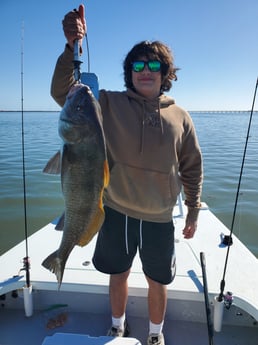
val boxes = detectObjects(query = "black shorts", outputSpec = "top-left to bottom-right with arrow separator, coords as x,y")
92,206 -> 176,285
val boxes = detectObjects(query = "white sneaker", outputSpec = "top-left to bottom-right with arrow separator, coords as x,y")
147,333 -> 165,345
107,320 -> 130,337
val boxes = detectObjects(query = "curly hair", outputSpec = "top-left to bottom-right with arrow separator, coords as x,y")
123,40 -> 179,93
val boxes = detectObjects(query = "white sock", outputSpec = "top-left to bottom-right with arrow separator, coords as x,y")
112,313 -> 126,329
149,320 -> 164,335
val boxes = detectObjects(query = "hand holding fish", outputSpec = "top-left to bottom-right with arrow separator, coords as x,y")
62,4 -> 86,51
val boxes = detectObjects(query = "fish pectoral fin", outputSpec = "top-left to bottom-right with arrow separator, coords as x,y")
103,159 -> 110,188
78,206 -> 105,246
43,151 -> 61,174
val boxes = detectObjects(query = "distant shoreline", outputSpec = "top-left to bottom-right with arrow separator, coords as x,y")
0,110 -> 59,113
1,110 -> 257,113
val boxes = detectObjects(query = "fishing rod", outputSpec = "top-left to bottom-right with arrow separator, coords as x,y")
200,252 -> 214,345
20,22 -> 30,287
214,77 -> 258,320
213,78 -> 258,332
218,77 -> 258,302
20,22 -> 33,317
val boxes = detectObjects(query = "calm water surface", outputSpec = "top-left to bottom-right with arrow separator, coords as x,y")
0,111 -> 258,257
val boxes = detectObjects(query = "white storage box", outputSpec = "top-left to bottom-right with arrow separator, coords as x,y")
42,333 -> 141,345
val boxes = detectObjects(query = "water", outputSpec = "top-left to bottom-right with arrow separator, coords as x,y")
0,112 -> 64,255
0,111 -> 258,257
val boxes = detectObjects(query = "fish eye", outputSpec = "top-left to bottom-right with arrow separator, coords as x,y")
76,105 -> 81,111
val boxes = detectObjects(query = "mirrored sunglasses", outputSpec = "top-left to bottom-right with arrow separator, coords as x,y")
132,60 -> 161,73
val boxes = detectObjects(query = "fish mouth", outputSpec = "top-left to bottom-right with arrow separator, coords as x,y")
59,118 -> 76,125
67,84 -> 91,99
59,118 -> 87,129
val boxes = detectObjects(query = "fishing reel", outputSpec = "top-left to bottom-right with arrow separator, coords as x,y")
224,291 -> 233,309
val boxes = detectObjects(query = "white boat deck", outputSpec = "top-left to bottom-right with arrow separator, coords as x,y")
1,203 -> 258,316
1,202 -> 258,344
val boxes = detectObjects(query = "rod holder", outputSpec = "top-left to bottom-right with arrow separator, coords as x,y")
213,296 -> 224,332
23,285 -> 33,317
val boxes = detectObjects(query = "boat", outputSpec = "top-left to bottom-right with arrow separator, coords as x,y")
1,195 -> 258,345
2,33 -> 257,344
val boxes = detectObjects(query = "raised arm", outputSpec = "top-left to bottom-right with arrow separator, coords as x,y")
50,4 -> 86,107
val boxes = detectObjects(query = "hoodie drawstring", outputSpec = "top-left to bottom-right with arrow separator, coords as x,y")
139,219 -> 143,250
140,102 -> 146,154
124,216 -> 143,254
125,215 -> 129,254
158,101 -> 164,135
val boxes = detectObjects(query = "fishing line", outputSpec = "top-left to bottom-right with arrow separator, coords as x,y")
80,29 -> 99,99
85,34 -> 90,72
218,77 -> 258,301
20,22 -> 31,288
73,35 -> 90,80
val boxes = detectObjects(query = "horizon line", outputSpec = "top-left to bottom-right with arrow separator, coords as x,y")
1,109 -> 257,113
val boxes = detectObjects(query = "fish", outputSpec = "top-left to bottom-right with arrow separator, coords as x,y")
42,84 -> 109,288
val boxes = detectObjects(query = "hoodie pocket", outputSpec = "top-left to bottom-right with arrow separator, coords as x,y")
106,162 -> 181,216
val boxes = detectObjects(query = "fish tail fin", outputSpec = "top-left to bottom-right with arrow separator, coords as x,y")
42,251 -> 66,289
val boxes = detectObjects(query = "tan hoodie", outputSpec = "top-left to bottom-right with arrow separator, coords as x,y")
51,45 -> 203,222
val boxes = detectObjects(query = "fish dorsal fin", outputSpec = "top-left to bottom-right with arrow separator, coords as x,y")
43,151 -> 61,174
78,205 -> 105,246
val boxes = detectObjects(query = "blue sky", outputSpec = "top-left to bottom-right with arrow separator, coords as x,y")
0,0 -> 257,111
